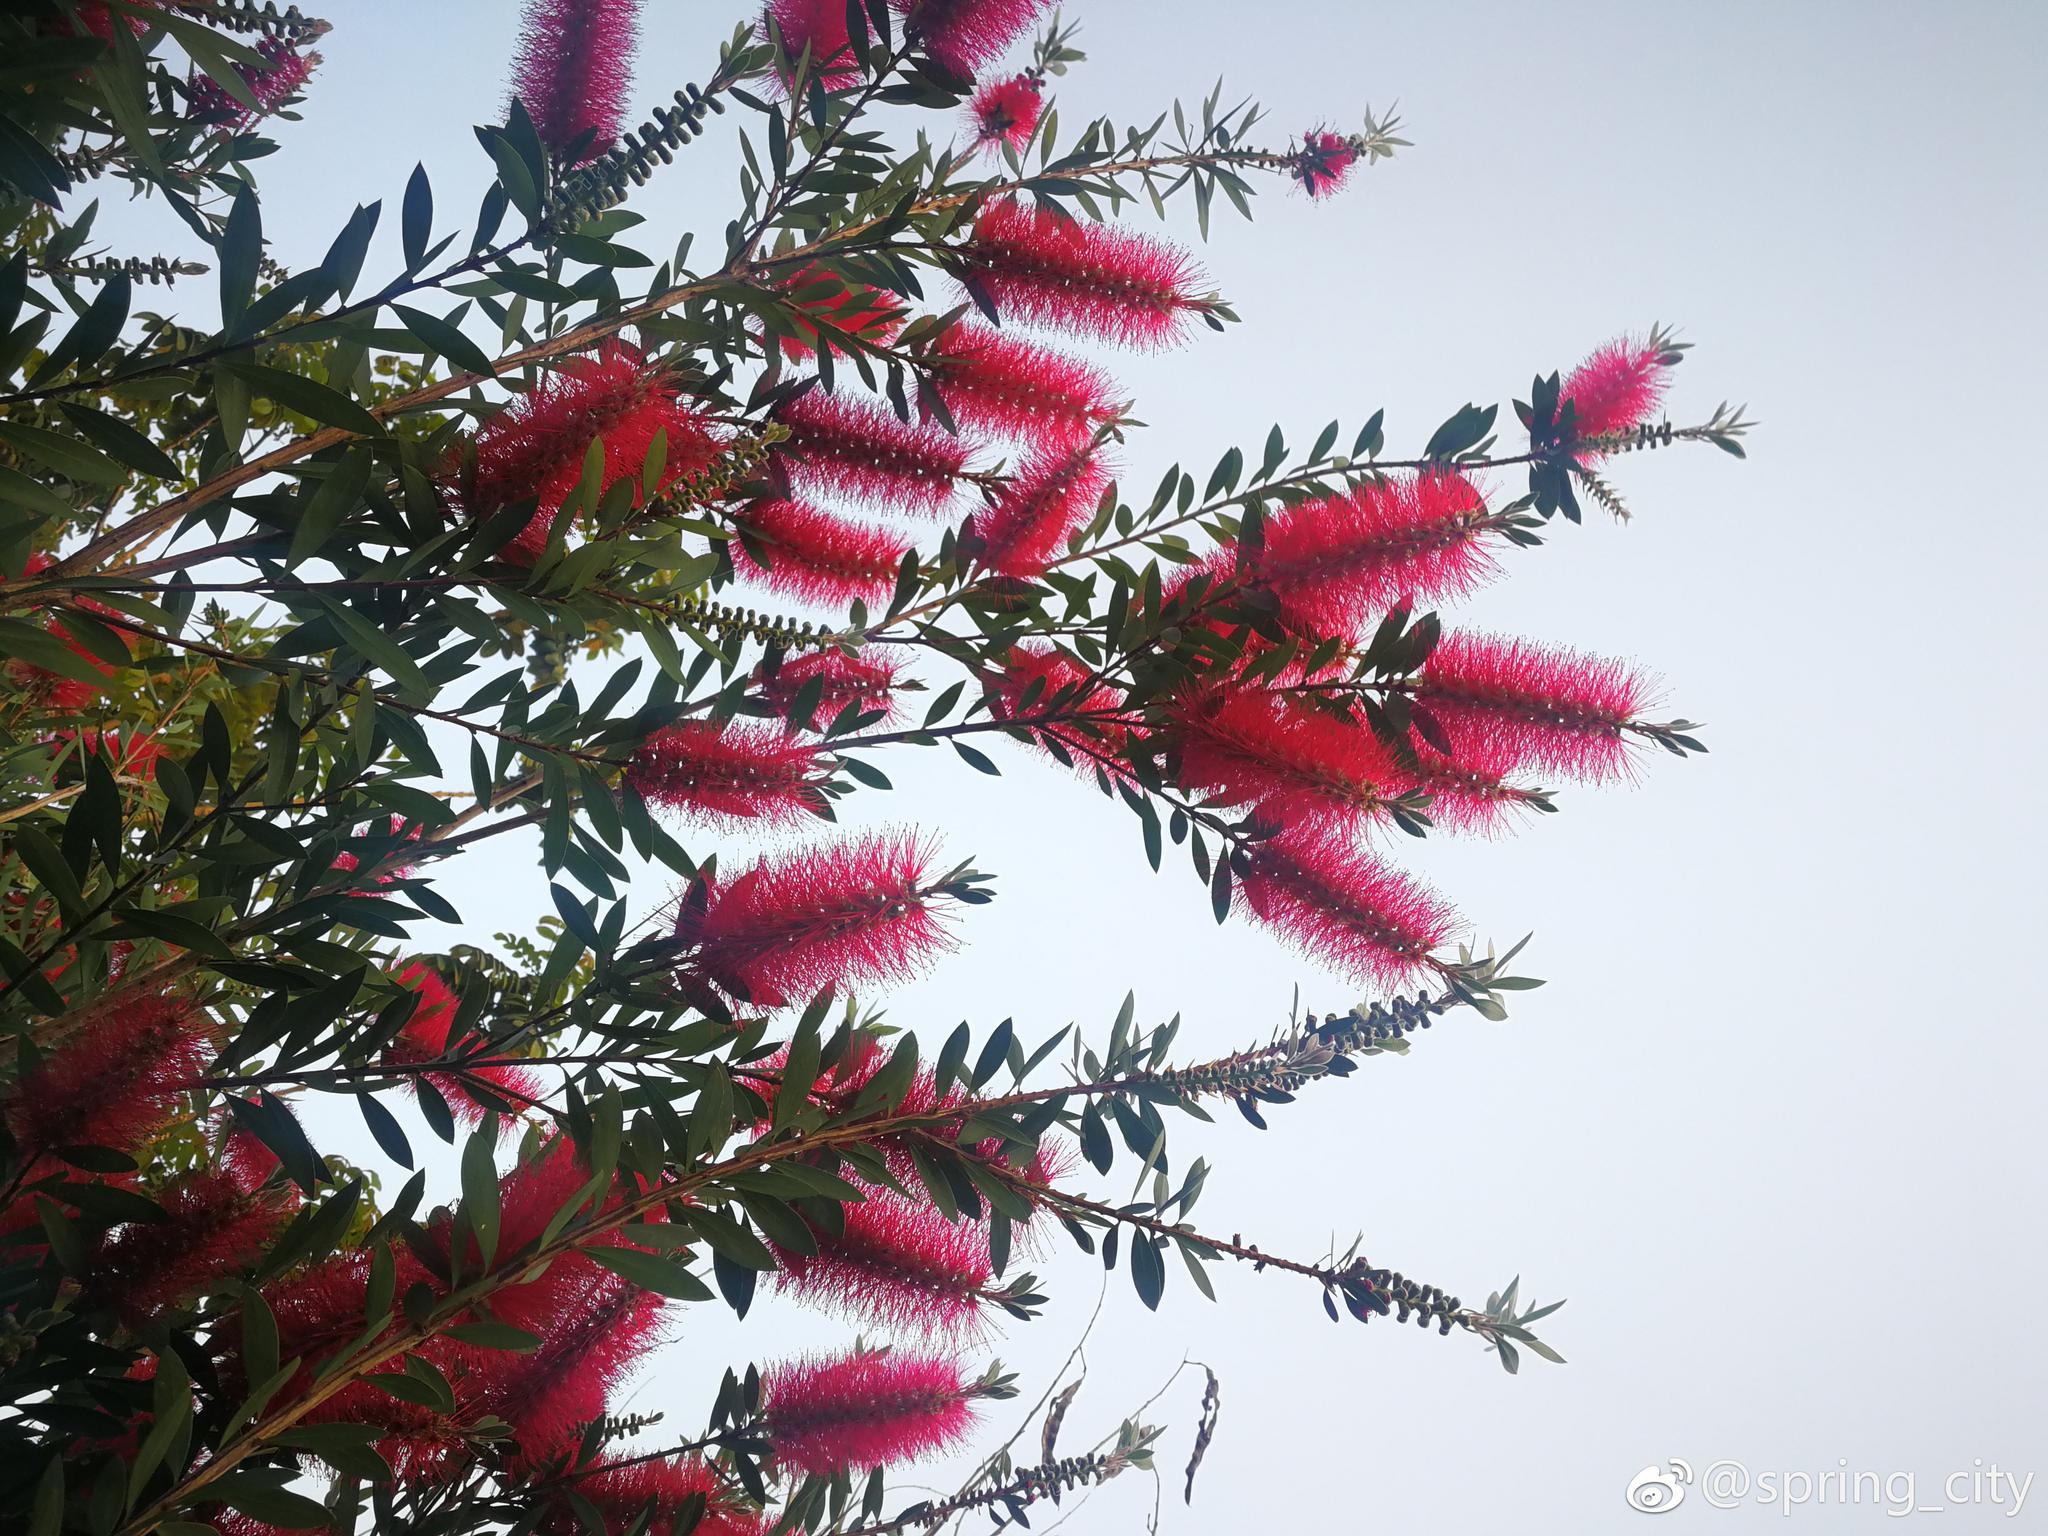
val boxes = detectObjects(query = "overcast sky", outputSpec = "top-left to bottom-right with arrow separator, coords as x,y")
86,1 -> 2048,1528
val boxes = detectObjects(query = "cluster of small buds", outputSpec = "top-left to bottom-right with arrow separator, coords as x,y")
194,0 -> 329,40
667,592 -> 840,650
1340,1262 -> 1463,1335
550,82 -> 727,226
1310,992 -> 1447,1053
41,253 -> 207,286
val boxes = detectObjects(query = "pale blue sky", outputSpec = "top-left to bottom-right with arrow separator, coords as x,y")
85,1 -> 2048,1528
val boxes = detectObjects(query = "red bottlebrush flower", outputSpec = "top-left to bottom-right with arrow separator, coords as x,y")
44,729 -> 162,783
968,439 -> 1111,578
5,991 -> 210,1158
1559,334 -> 1674,441
754,648 -> 905,729
454,342 -> 721,563
967,73 -> 1042,153
775,263 -> 906,359
484,1259 -> 667,1469
188,38 -> 320,128
332,814 -> 425,886
774,390 -> 975,516
510,0 -> 640,162
773,1189 -> 995,1336
1382,733 -> 1549,836
546,1457 -> 763,1536
50,1 -> 151,40
678,830 -> 956,1007
957,199 -> 1207,350
733,497 -> 909,608
1169,685 -> 1390,830
1292,129 -> 1358,199
386,961 -> 543,1120
894,0 -> 1051,80
624,719 -> 826,825
764,0 -> 863,91
1240,825 -> 1456,988
221,1127 -> 285,1195
926,321 -> 1117,446
987,643 -> 1133,769
1234,470 -> 1497,638
88,1169 -> 288,1323
1416,631 -> 1654,783
8,552 -> 128,711
762,1348 -> 980,1476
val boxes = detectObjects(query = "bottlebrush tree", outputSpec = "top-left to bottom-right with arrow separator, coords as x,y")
0,2 -> 1749,1534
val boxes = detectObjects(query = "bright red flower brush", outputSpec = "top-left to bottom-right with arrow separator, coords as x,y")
969,439 -> 1111,578
894,0 -> 1051,80
764,0 -> 863,91
453,342 -> 720,562
1240,824 -> 1457,989
773,390 -> 976,516
385,961 -> 543,1120
546,1457 -> 762,1536
761,1348 -> 982,1476
926,321 -> 1118,446
1559,333 -> 1676,442
1416,631 -> 1654,783
987,643 -> 1135,770
88,1169 -> 288,1324
5,991 -> 210,1159
733,497 -> 909,608
625,719 -> 826,825
187,38 -> 319,128
775,263 -> 906,359
43,729 -> 162,783
1169,685 -> 1391,830
967,72 -> 1043,154
510,0 -> 640,163
754,647 -> 905,729
332,814 -> 425,886
677,830 -> 957,1007
1291,128 -> 1359,199
958,199 -> 1208,350
1232,470 -> 1498,638
8,553 -> 128,711
485,1260 -> 668,1470
772,1188 -> 996,1336
1378,732 -> 1552,835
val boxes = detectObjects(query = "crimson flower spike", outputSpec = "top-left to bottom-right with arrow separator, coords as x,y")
187,38 -> 320,128
1240,823 -> 1458,989
1233,470 -> 1499,638
958,199 -> 1209,350
510,0 -> 641,163
1169,684 -> 1393,831
677,830 -> 962,1007
1559,331 -> 1680,443
969,438 -> 1112,578
1416,631 -> 1656,784
385,961 -> 543,1120
772,1187 -> 996,1337
776,263 -> 906,359
773,390 -> 977,516
453,342 -> 721,563
988,642 -> 1136,769
484,1260 -> 668,1471
1380,733 -> 1554,836
761,1348 -> 983,1476
624,719 -> 827,825
544,1457 -> 763,1536
1291,128 -> 1360,199
895,0 -> 1051,80
732,497 -> 909,607
753,647 -> 906,729
926,321 -> 1118,446
967,72 -> 1043,154
9,552 -> 128,711
87,1168 -> 288,1324
5,990 -> 210,1160
764,0 -> 863,91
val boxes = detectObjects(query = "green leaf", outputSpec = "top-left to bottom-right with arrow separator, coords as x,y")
402,162 -> 433,271
33,272 -> 129,384
56,402 -> 178,480
0,421 -> 127,484
391,303 -> 497,376
288,445 -> 374,563
218,184 -> 262,333
460,1123 -> 502,1265
952,740 -> 1000,776
586,1244 -> 718,1299
215,361 -> 384,438
206,1475 -> 336,1529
